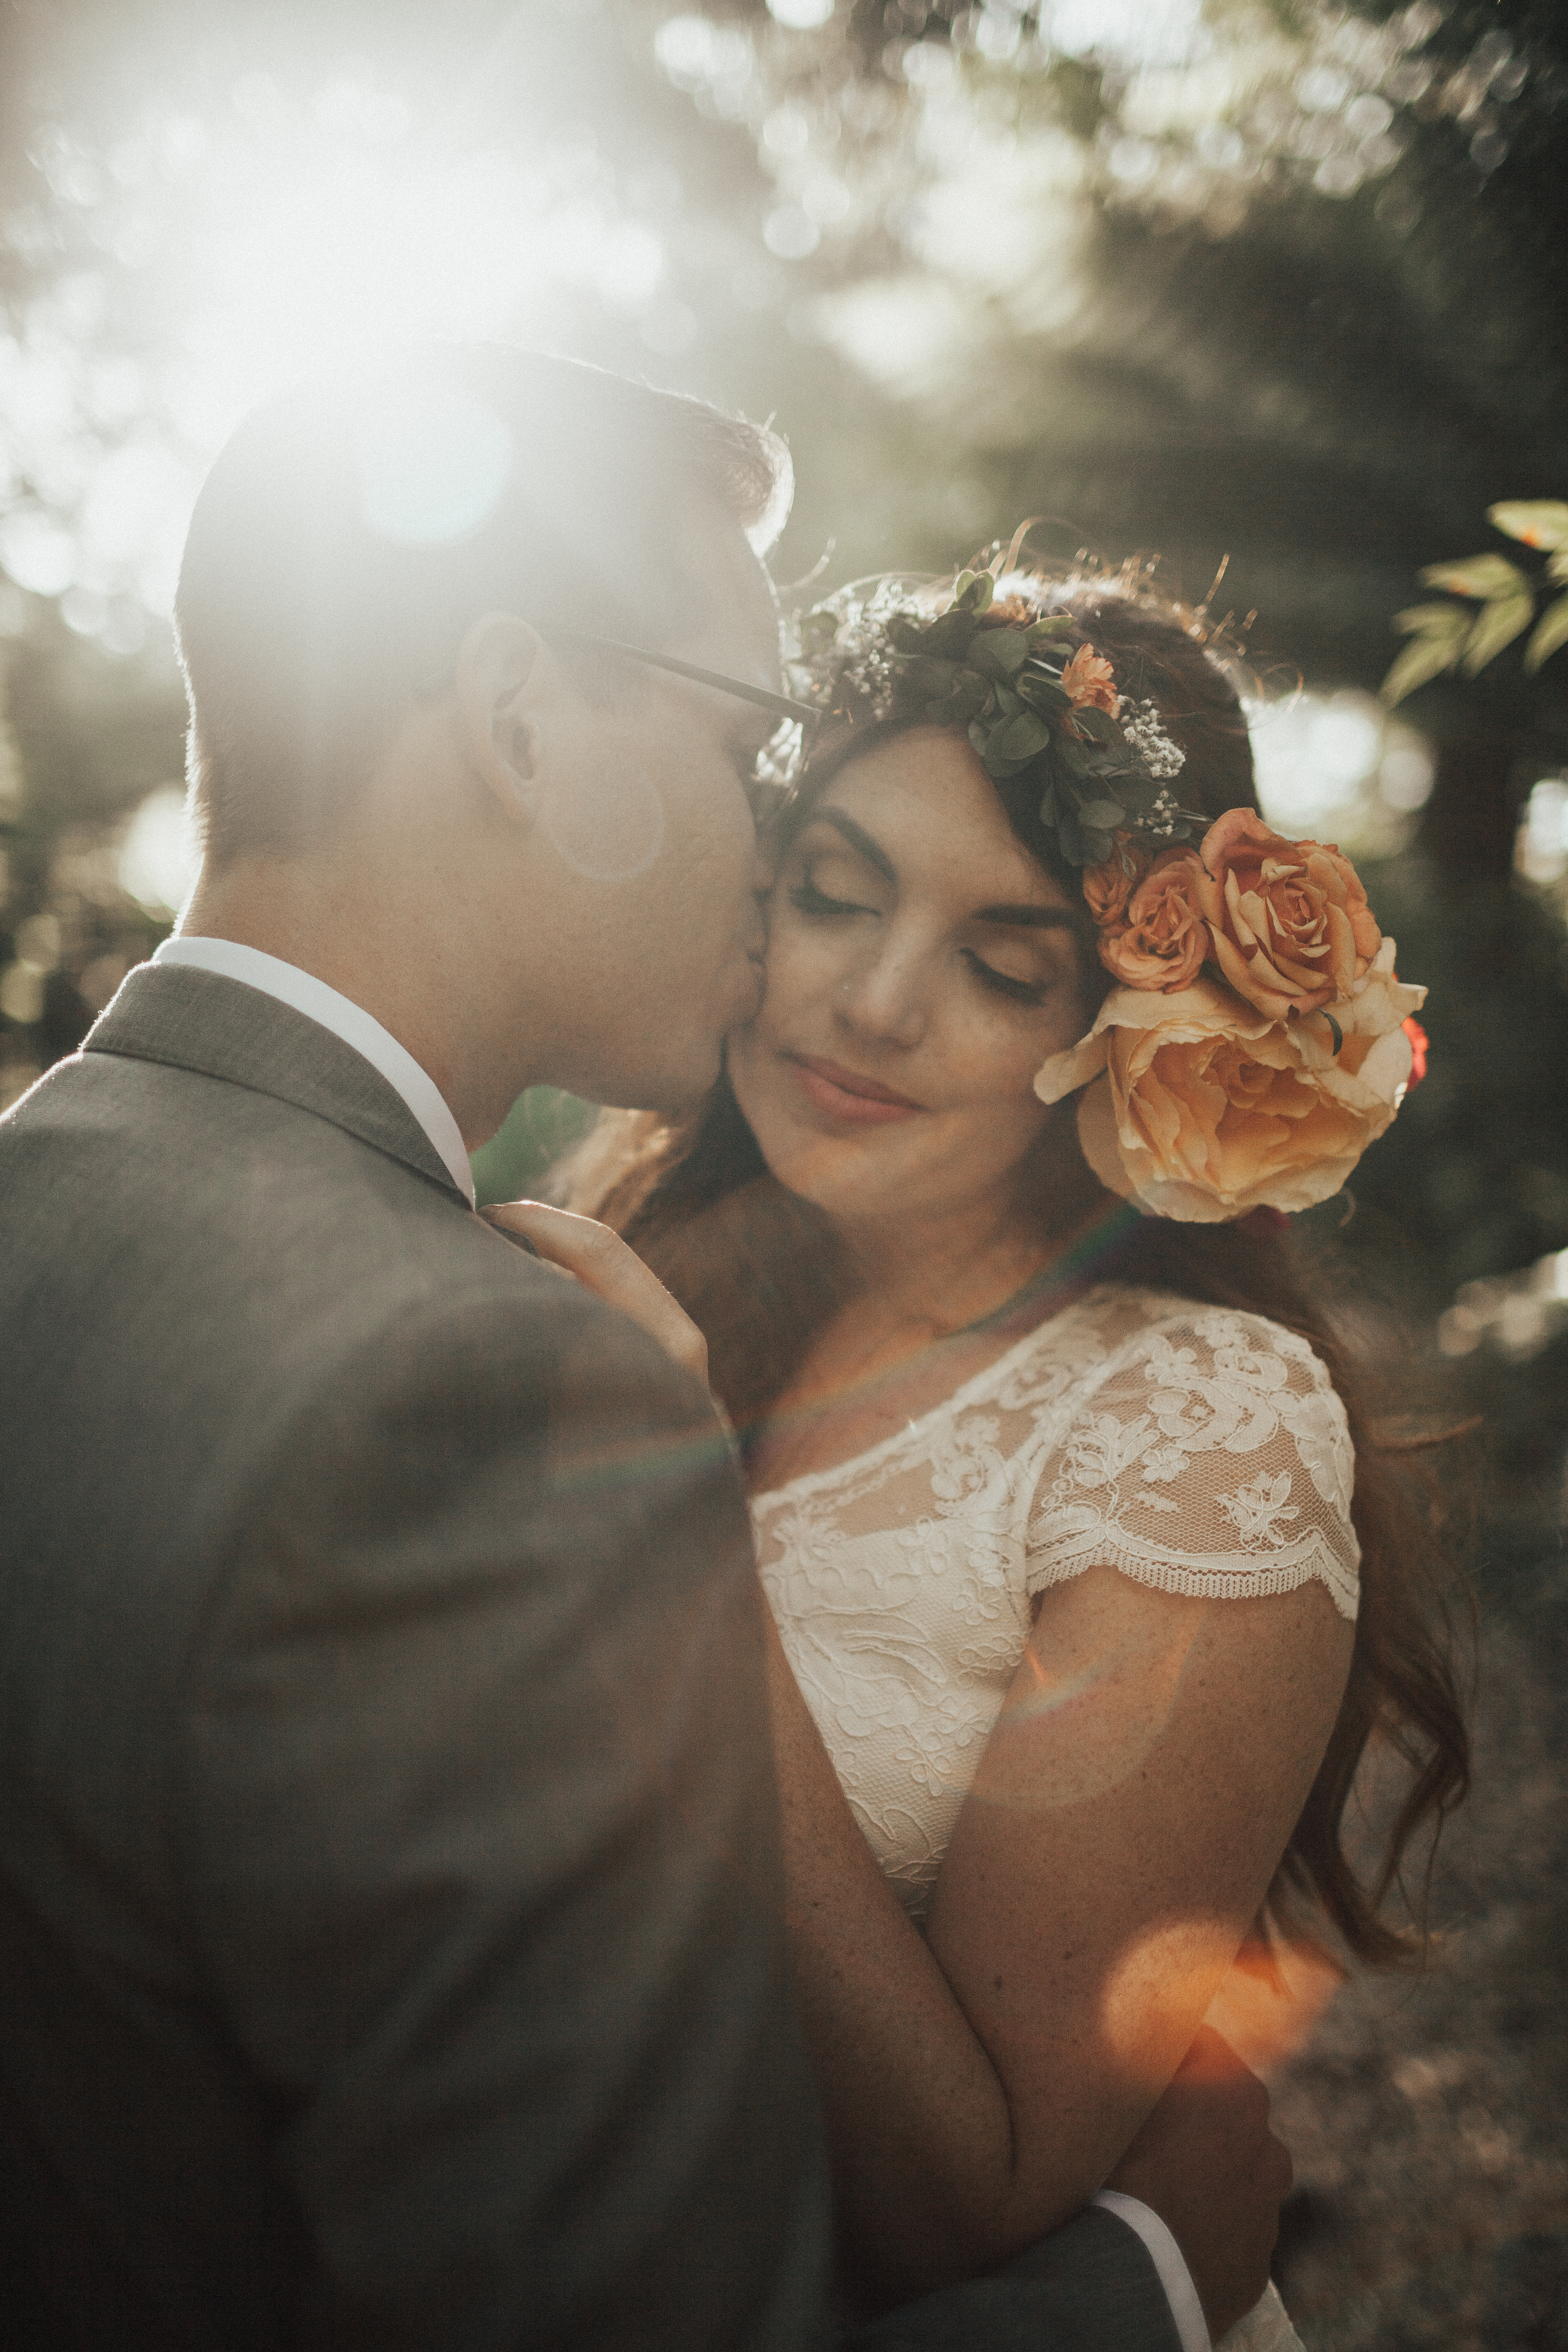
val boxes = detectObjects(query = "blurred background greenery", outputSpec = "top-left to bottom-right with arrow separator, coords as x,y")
3,5 -> 1567,2334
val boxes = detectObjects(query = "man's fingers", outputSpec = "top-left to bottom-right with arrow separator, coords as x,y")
483,1201 -> 709,1385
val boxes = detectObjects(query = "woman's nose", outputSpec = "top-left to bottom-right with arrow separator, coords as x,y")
834,946 -> 928,1050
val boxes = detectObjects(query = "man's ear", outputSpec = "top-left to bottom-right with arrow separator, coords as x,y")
454,612 -> 555,823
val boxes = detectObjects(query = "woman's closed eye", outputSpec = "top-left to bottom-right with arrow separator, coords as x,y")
962,950 -> 1047,1007
789,870 -> 879,921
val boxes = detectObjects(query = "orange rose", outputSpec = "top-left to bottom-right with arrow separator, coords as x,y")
1097,848 -> 1208,993
1034,946 -> 1427,1221
1082,834 -> 1151,928
1060,643 -> 1119,717
1195,808 -> 1382,1021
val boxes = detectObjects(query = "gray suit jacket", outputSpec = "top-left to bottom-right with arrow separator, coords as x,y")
0,963 -> 1181,2352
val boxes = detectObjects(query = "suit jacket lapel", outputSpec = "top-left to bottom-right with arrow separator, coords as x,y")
83,962 -> 468,1201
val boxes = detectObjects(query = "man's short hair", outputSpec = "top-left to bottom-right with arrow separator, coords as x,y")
174,345 -> 790,862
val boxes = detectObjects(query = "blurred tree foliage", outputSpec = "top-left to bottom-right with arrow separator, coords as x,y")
1,0 -> 1566,1337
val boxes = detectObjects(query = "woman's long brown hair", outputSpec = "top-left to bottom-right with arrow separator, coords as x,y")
569,573 -> 1473,1967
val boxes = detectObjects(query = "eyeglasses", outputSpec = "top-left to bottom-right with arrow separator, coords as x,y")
554,630 -> 822,807
415,629 -> 822,805
554,632 -> 819,727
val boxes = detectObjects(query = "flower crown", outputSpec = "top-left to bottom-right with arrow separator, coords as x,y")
788,567 -> 1429,1227
789,564 -> 1202,872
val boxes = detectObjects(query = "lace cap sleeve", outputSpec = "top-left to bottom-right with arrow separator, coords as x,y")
1024,1301 -> 1360,1620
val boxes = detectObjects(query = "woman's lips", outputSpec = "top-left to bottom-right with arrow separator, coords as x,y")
788,1055 -> 927,1126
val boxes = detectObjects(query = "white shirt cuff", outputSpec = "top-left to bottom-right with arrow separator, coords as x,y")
1091,2190 -> 1211,2352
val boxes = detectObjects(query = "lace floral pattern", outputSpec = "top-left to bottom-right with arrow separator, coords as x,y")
751,1284 -> 1359,1919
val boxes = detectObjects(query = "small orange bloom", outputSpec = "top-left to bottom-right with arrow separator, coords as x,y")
1098,849 -> 1209,993
1060,643 -> 1119,717
1082,834 -> 1151,928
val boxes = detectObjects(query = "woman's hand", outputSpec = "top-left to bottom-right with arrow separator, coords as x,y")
482,1200 -> 709,1389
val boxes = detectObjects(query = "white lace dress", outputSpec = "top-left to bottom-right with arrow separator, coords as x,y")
751,1282 -> 1359,2352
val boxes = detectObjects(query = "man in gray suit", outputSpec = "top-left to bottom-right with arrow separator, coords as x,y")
0,347 -> 1285,2349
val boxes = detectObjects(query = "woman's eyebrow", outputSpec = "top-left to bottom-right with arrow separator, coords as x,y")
813,807 -> 897,882
974,904 -> 1078,931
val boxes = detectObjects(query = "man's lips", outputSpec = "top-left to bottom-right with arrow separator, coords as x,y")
787,1055 -> 927,1126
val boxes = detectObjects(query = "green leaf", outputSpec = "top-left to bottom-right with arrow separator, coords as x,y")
900,655 -> 960,698
1393,602 -> 1473,639
1524,591 -> 1568,675
1015,671 -> 1071,715
989,712 -> 1054,762
1461,591 -> 1535,675
1059,739 -> 1091,776
1025,616 -> 1073,642
954,569 -> 994,614
1057,812 -> 1085,865
1071,704 -> 1118,743
1320,1010 -> 1343,1056
1081,828 -> 1114,865
1078,799 -> 1126,830
967,719 -> 990,760
1419,553 -> 1531,601
927,611 -> 979,657
1380,630 -> 1464,707
967,630 -> 1031,680
1488,500 -> 1568,553
1038,786 -> 1058,826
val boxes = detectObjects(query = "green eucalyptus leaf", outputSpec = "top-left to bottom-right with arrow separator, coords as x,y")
1078,799 -> 1126,830
1025,616 -> 1073,642
990,712 -> 1054,762
1016,670 -> 1071,711
1115,773 -> 1158,808
1071,704 -> 1118,743
900,655 -> 960,697
928,611 -> 979,656
1057,812 -> 1085,865
967,630 -> 1031,680
1059,738 -> 1091,776
953,569 -> 994,614
967,719 -> 990,759
1038,786 -> 1058,826
1081,827 -> 1114,865
1488,500 -> 1568,553
1461,591 -> 1535,675
885,616 -> 925,652
1524,591 -> 1568,675
1419,553 -> 1531,602
991,684 -> 1023,717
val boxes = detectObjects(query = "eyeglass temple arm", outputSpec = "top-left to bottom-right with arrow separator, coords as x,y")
556,633 -> 819,727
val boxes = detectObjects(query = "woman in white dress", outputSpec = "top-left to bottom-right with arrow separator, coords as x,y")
529,562 -> 1469,2346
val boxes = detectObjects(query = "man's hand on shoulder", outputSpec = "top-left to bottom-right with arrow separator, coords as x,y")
1105,2026 -> 1292,2343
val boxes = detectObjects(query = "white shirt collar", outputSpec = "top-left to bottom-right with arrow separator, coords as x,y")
151,936 -> 476,1207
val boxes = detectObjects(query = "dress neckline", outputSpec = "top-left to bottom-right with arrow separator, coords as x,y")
749,1282 -> 1119,1513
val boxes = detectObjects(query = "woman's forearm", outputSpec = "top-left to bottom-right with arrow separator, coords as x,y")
762,1616 -> 1117,2298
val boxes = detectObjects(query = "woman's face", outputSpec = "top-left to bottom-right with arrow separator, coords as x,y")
728,726 -> 1101,1233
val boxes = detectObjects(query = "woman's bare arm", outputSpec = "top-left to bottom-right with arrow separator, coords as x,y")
765,1565 -> 1352,2303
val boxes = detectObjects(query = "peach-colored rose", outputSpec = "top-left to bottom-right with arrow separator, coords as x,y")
1060,643 -> 1119,717
1097,848 -> 1209,993
1034,945 -> 1427,1221
1082,834 -> 1151,928
1195,807 -> 1382,1021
